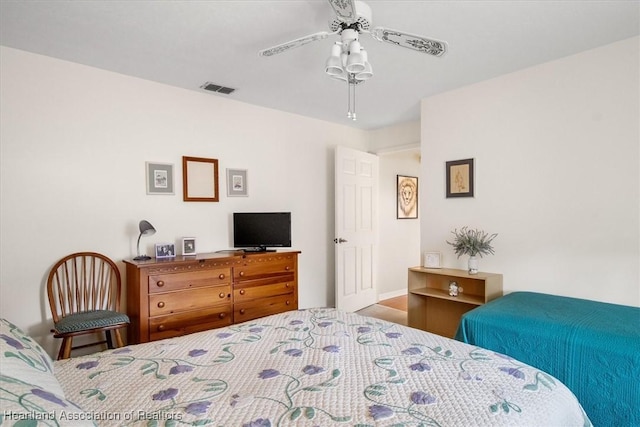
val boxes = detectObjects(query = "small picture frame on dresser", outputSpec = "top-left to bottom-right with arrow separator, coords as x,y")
182,238 -> 196,256
155,243 -> 175,259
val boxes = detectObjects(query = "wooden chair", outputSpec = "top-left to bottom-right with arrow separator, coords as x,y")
47,252 -> 129,360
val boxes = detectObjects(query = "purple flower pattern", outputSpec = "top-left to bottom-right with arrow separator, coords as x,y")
411,391 -> 437,405
152,387 -> 179,401
284,348 -> 303,357
188,349 -> 207,357
169,365 -> 194,375
31,389 -> 67,407
402,347 -> 422,355
369,405 -> 394,421
409,362 -> 431,372
500,367 -> 525,380
1,333 -> 24,349
302,365 -> 324,375
258,369 -> 280,379
185,401 -> 211,415
323,345 -> 340,353
76,361 -> 99,370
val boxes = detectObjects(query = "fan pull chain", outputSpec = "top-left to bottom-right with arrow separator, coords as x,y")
352,79 -> 357,121
346,76 -> 357,121
347,77 -> 352,119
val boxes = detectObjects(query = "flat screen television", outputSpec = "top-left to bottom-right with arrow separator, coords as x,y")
233,212 -> 291,252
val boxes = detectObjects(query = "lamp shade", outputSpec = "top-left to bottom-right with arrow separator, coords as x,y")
139,220 -> 156,236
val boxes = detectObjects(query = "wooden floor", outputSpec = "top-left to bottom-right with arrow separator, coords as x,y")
355,295 -> 408,325
378,295 -> 408,311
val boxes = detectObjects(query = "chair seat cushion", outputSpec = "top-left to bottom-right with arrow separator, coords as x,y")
55,310 -> 129,334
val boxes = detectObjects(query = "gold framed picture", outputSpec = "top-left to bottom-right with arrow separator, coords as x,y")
446,158 -> 474,198
397,175 -> 418,219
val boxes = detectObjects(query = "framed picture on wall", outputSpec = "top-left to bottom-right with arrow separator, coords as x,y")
397,175 -> 418,219
182,156 -> 219,202
146,162 -> 174,195
446,158 -> 474,198
226,168 -> 248,197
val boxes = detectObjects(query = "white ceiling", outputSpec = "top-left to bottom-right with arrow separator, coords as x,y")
1,1 -> 638,130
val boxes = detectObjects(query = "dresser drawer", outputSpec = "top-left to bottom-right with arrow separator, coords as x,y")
234,294 -> 297,322
234,280 -> 294,302
149,306 -> 232,341
149,268 -> 231,293
149,285 -> 231,316
235,257 -> 295,281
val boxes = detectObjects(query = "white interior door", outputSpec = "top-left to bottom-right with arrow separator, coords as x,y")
335,146 -> 378,312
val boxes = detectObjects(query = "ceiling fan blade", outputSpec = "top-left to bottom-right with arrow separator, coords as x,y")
326,0 -> 357,24
259,31 -> 331,57
371,27 -> 448,57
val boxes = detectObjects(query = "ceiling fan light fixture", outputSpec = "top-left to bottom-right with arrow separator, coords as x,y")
346,40 -> 365,73
355,50 -> 373,80
325,43 -> 344,76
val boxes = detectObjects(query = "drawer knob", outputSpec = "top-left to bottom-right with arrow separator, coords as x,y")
239,271 -> 245,277
219,292 -> 226,299
157,281 -> 165,287
157,301 -> 165,308
285,283 -> 290,288
285,266 -> 290,271
239,309 -> 246,315
286,300 -> 291,305
218,273 -> 225,280
157,325 -> 165,331
239,289 -> 245,295
219,313 -> 226,319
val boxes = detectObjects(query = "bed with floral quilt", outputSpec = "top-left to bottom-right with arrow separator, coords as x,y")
2,308 -> 591,426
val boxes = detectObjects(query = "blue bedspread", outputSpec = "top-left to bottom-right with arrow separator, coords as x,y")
455,291 -> 640,427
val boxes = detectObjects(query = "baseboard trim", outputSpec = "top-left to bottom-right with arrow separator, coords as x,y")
378,289 -> 407,302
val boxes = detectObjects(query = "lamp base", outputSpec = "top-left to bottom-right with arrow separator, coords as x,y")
133,255 -> 152,261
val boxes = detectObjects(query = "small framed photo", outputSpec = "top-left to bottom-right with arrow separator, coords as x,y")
155,243 -> 176,259
397,175 -> 418,219
182,238 -> 196,256
146,162 -> 175,195
226,168 -> 248,197
446,158 -> 474,198
423,251 -> 442,269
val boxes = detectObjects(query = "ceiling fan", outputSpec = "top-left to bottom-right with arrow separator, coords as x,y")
259,0 -> 448,121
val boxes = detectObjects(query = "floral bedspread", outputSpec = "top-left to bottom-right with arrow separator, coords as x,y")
54,308 -> 591,426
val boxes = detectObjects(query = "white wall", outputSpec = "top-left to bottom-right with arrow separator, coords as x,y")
420,37 -> 639,306
0,46 -> 370,355
377,149 -> 421,299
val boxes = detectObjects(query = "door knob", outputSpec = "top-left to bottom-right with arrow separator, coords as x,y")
334,238 -> 348,244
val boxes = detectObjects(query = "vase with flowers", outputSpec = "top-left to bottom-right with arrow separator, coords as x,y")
447,226 -> 497,274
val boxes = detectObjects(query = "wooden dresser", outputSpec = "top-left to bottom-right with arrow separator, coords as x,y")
124,251 -> 299,344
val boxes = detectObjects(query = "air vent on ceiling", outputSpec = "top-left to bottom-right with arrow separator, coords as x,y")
200,82 -> 236,95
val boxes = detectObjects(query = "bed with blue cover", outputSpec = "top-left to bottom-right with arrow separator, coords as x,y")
2,308 -> 592,426
455,291 -> 640,427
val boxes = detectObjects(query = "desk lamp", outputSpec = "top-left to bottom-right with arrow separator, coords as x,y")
134,220 -> 156,261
